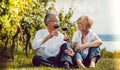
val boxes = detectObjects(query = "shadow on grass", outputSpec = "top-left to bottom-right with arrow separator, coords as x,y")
0,58 -> 116,70
0,61 -> 58,70
17,63 -> 34,68
0,60 -> 34,69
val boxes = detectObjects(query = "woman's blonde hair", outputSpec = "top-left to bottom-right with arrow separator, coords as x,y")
77,16 -> 93,29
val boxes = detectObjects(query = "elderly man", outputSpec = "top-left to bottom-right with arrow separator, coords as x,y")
31,12 -> 74,69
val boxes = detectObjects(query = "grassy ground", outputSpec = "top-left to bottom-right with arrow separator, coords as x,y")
0,58 -> 119,70
0,53 -> 119,70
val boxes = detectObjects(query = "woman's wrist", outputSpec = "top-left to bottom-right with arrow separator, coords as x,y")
82,44 -> 87,48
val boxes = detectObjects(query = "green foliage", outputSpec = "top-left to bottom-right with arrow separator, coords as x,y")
0,0 -> 55,59
114,51 -> 120,58
0,0 -> 76,60
59,8 -> 76,41
101,48 -> 114,58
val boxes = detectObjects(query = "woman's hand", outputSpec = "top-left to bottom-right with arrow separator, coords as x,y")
74,44 -> 86,51
64,35 -> 69,42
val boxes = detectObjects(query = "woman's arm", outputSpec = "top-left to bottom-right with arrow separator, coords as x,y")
84,36 -> 102,48
74,36 -> 102,51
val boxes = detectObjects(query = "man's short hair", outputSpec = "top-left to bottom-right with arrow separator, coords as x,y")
44,13 -> 55,26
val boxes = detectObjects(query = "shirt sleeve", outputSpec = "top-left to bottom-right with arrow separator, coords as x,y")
31,30 -> 44,50
90,31 -> 99,42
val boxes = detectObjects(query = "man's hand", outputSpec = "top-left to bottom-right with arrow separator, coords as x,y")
64,48 -> 74,57
74,44 -> 86,51
41,29 -> 58,44
51,29 -> 58,36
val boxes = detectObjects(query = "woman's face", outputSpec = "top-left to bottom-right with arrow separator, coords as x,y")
77,19 -> 89,32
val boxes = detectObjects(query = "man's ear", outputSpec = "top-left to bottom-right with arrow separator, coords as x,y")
47,22 -> 50,26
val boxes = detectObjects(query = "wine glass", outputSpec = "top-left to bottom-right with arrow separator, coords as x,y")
62,27 -> 68,31
53,23 -> 59,29
61,24 -> 68,34
61,24 -> 70,42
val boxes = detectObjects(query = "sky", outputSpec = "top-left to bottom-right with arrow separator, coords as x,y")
54,0 -> 120,35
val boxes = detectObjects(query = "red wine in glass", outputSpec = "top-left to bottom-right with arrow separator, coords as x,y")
53,24 -> 59,29
62,27 -> 68,31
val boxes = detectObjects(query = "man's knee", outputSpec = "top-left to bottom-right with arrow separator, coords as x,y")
32,55 -> 41,66
61,43 -> 71,49
61,55 -> 73,65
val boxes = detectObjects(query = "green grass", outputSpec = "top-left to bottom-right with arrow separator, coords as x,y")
0,53 -> 119,70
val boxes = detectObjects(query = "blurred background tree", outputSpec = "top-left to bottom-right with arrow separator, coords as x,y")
0,0 -> 76,60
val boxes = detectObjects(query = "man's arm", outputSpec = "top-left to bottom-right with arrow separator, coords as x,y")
41,33 -> 53,45
32,30 -> 44,50
41,29 -> 58,45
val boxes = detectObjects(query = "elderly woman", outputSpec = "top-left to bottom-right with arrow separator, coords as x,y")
72,16 -> 102,68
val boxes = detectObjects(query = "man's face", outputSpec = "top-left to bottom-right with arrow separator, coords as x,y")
48,15 -> 59,30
